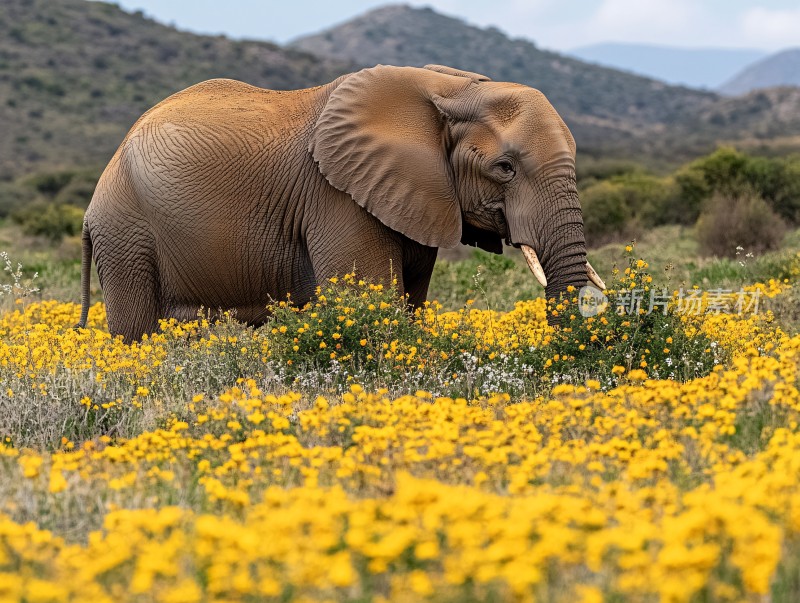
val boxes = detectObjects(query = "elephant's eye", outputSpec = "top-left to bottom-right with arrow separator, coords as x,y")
494,160 -> 515,179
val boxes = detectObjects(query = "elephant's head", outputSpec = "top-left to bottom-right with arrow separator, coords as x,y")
309,64 -> 604,314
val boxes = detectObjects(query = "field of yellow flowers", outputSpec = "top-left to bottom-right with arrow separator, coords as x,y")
1,253 -> 800,602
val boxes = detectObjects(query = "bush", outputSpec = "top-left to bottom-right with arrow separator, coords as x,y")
533,247 -> 727,386
746,155 -> 800,223
264,274 -> 484,394
688,147 -> 749,193
53,171 -> 98,207
580,180 -> 633,243
0,180 -> 36,217
580,172 -> 684,243
0,168 -> 99,220
633,175 -> 691,226
577,148 -> 800,243
673,165 -> 710,224
679,147 -> 800,225
11,202 -> 85,241
695,190 -> 786,258
22,170 -> 76,196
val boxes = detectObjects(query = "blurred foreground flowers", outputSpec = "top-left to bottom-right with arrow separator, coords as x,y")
0,253 -> 799,601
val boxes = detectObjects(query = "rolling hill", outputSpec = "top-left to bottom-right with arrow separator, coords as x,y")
290,6 -> 716,129
568,43 -> 766,90
720,48 -> 800,95
1,0 -> 799,184
291,4 -> 800,161
0,0 -> 354,178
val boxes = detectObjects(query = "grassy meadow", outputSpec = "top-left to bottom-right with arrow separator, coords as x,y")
4,1 -> 800,599
2,207 -> 800,601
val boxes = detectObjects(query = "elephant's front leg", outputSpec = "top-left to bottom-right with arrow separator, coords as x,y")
402,241 -> 438,309
306,205 -> 409,296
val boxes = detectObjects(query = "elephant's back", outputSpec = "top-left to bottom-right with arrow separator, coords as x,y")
116,79 -> 328,208
149,78 -> 322,120
132,78 -> 324,150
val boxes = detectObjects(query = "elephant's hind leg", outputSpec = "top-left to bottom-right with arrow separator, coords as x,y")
93,225 -> 162,343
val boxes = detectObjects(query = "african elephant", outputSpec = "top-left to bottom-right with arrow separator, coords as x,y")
77,63 -> 604,342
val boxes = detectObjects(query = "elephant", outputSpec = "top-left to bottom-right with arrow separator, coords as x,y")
77,63 -> 604,342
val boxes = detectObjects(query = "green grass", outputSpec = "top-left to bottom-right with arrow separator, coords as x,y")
4,219 -> 800,316
428,249 -> 542,311
427,224 -> 799,321
589,224 -> 800,289
0,223 -> 97,312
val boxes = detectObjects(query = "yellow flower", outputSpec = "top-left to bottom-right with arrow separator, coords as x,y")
327,551 -> 354,587
48,469 -> 67,494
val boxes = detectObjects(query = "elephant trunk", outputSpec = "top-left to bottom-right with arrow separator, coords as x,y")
508,177 -> 593,325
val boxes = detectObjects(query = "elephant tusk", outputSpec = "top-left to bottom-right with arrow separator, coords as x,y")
520,245 -> 547,288
586,261 -> 606,290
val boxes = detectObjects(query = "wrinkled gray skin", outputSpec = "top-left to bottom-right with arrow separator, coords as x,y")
78,64 -> 589,342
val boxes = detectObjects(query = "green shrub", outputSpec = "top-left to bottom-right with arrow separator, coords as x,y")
264,274 -> 484,394
746,155 -> 800,223
0,169 -> 99,220
530,248 -> 727,387
581,180 -> 633,243
695,190 -> 786,258
11,202 -> 85,241
673,165 -> 710,224
0,180 -> 36,217
22,170 -> 76,196
633,175 -> 691,226
580,171 -> 684,243
53,171 -> 98,207
688,147 -> 749,193
679,147 -> 800,225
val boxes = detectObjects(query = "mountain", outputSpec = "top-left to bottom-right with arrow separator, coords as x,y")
291,4 -> 800,161
0,0 -> 354,178
720,48 -> 800,96
1,0 -> 799,182
568,43 -> 766,90
290,5 -> 716,133
651,86 -> 800,159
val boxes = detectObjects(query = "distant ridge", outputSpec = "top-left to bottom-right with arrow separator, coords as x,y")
290,5 -> 717,129
290,4 -> 800,160
720,48 -> 800,95
0,0 -> 355,177
568,43 -> 766,89
1,0 -> 800,179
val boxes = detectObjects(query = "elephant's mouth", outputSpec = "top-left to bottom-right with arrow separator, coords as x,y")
463,203 -> 508,239
509,241 -> 605,291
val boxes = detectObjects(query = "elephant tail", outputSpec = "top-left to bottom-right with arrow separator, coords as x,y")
75,220 -> 93,329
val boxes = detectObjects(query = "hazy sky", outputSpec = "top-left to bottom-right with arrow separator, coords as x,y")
111,0 -> 800,51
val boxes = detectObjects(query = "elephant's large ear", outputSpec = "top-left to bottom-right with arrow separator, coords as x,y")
309,65 -> 473,248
